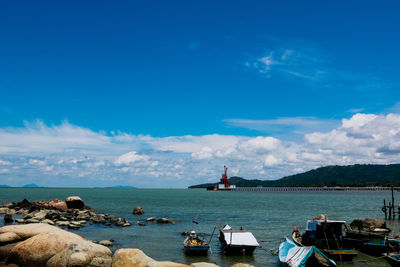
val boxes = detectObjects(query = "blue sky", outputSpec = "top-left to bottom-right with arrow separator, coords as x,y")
1,1 -> 400,187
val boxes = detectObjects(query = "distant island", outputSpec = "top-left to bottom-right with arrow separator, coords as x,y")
0,184 -> 43,188
0,184 -> 137,188
103,185 -> 137,188
23,183 -> 41,188
189,164 -> 400,188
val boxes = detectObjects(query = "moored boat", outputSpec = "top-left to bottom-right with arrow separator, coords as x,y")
292,215 -> 358,261
219,224 -> 259,255
388,253 -> 400,267
183,231 -> 210,255
343,228 -> 391,255
279,237 -> 336,267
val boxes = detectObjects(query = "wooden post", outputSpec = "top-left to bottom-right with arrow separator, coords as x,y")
392,187 -> 395,220
384,199 -> 387,220
389,202 -> 392,220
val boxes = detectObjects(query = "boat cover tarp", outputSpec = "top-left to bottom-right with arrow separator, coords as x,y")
221,225 -> 259,246
222,232 -> 259,246
279,237 -> 336,267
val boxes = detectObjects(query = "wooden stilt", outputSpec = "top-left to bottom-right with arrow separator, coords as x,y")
384,199 -> 387,220
392,187 -> 395,220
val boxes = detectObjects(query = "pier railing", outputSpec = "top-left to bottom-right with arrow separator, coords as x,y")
232,186 -> 400,192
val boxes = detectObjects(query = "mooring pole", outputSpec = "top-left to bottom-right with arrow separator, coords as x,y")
389,202 -> 392,220
384,199 -> 387,220
392,187 -> 395,220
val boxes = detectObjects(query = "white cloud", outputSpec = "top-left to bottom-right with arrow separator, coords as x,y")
0,160 -> 11,165
29,159 -> 46,166
192,146 -> 213,160
240,136 -> 281,153
0,115 -> 400,187
0,169 -> 9,174
264,154 -> 281,166
114,151 -> 150,166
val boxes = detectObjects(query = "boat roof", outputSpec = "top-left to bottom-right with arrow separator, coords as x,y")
220,225 -> 259,246
308,219 -> 347,224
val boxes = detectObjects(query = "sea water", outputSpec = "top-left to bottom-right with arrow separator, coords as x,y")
0,188 -> 395,266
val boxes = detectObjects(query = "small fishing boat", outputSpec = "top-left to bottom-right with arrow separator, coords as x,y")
387,253 -> 400,267
183,231 -> 210,255
292,216 -> 358,261
343,229 -> 390,255
279,237 -> 336,267
219,225 -> 259,255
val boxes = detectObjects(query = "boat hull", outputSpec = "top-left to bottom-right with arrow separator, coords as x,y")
220,243 -> 257,255
218,226 -> 259,255
388,254 -> 400,267
184,245 -> 210,255
323,250 -> 358,261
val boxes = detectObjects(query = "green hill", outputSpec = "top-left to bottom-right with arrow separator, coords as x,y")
189,164 -> 400,188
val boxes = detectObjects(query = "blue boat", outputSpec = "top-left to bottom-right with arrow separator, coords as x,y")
183,231 -> 210,255
279,237 -> 336,267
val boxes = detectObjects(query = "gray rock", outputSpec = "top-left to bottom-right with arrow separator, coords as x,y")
67,224 -> 80,230
25,218 -> 40,224
99,240 -> 113,246
136,221 -> 146,226
65,196 -> 85,209
133,206 -> 144,215
146,217 -> 157,222
56,221 -> 70,227
41,219 -> 55,225
156,218 -> 176,224
4,213 -> 13,224
0,208 -> 9,214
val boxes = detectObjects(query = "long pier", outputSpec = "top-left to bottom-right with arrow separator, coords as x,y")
232,186 -> 400,192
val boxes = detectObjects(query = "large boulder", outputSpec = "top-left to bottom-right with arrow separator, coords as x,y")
112,248 -> 154,267
111,249 -> 191,267
363,218 -> 386,229
0,232 -> 21,245
47,240 -> 112,267
191,263 -> 219,267
147,262 -> 190,267
0,242 -> 21,261
48,199 -> 68,212
133,206 -> 144,215
230,264 -> 254,267
65,196 -> 85,209
7,229 -> 85,266
0,223 -> 61,239
313,214 -> 327,221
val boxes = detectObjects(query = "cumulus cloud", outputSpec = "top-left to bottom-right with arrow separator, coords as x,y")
114,151 -> 150,166
0,115 -> 400,187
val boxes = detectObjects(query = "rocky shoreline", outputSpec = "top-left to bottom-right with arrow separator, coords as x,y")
0,197 -> 252,267
0,197 -> 131,229
0,223 -> 252,267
